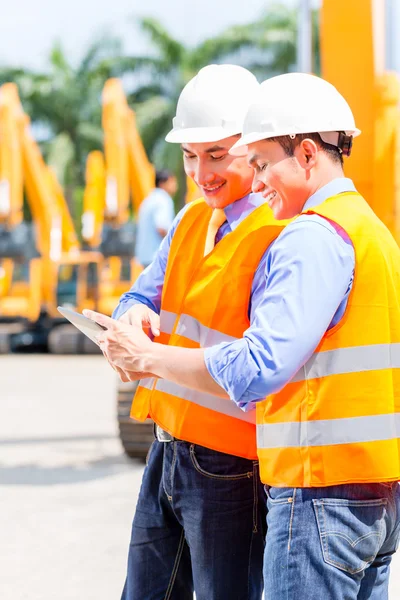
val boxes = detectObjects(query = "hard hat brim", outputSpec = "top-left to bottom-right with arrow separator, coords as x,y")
229,128 -> 362,156
229,132 -> 267,156
165,126 -> 241,144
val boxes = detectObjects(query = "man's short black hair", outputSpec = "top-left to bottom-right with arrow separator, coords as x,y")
268,132 -> 344,167
156,169 -> 174,187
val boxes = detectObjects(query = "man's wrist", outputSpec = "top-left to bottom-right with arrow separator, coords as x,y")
145,342 -> 166,378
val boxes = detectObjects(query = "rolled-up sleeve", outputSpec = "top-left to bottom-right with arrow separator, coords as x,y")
112,205 -> 189,320
204,217 -> 355,410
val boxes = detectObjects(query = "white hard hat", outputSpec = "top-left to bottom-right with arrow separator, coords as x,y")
165,64 -> 260,144
230,72 -> 361,156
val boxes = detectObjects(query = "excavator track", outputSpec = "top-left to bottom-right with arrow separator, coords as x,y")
0,323 -> 24,354
48,324 -> 102,354
117,380 -> 154,460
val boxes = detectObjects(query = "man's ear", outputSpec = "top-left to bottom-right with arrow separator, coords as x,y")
295,138 -> 318,170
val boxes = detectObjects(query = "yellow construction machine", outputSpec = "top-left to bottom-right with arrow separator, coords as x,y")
320,0 -> 400,239
0,83 -> 102,353
81,79 -> 154,317
80,79 -> 156,458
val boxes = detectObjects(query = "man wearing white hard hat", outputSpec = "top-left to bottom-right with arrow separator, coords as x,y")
85,64 -> 289,600
227,72 -> 400,599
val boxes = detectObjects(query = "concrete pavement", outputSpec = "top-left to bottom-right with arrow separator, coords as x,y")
0,355 -> 399,599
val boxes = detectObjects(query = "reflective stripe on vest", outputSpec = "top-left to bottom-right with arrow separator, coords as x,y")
257,413 -> 400,449
160,310 -> 177,334
292,343 -> 400,382
139,377 -> 255,424
160,310 -> 238,347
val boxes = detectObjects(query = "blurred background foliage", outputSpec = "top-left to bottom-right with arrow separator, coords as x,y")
0,2 -> 320,209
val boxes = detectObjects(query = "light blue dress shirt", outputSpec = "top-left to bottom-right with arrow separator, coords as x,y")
113,178 -> 356,410
135,187 -> 175,266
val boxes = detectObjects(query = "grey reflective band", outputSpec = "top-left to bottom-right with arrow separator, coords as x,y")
257,413 -> 400,449
291,343 -> 400,382
160,310 -> 177,335
160,311 -> 238,347
153,380 -> 255,424
137,377 -> 254,423
175,313 -> 238,347
139,377 -> 155,390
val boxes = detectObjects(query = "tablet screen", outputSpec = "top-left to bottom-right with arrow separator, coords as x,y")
57,306 -> 107,345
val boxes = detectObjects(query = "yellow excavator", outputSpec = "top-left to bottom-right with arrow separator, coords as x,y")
320,0 -> 400,240
0,83 -> 102,353
87,79 -> 154,317
80,79 -> 156,458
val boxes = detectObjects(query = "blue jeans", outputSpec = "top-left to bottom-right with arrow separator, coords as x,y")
263,482 -> 400,599
121,439 -> 266,600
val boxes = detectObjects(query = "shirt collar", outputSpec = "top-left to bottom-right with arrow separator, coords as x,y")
303,177 -> 357,211
223,192 -> 264,231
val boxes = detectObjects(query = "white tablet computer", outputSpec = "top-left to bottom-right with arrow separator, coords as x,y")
57,306 -> 107,345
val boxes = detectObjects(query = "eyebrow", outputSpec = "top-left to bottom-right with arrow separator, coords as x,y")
181,145 -> 227,154
204,145 -> 227,153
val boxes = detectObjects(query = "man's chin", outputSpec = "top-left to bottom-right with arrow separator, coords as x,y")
204,196 -> 227,209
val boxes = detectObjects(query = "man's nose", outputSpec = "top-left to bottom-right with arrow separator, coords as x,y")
252,177 -> 265,194
195,165 -> 216,187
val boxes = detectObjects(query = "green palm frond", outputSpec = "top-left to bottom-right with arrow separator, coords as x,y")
190,25 -> 256,70
138,17 -> 185,65
77,34 -> 122,79
135,95 -> 173,154
76,121 -> 104,147
127,84 -> 164,104
49,42 -> 73,80
97,55 -> 167,79
45,133 -> 75,187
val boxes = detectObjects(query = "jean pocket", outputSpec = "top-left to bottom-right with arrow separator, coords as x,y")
313,497 -> 387,574
189,444 -> 255,480
265,486 -> 294,505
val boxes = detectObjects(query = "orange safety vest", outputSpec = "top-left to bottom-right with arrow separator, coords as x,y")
257,191 -> 400,487
131,197 -> 286,459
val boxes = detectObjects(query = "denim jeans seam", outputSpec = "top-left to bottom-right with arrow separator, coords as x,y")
287,488 -> 296,551
247,521 -> 255,600
318,498 -> 388,507
169,441 -> 178,502
189,445 -> 254,480
161,445 -> 173,502
164,529 -> 186,600
252,463 -> 258,533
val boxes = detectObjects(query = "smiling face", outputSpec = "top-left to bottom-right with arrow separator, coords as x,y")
182,135 -> 254,208
248,139 -> 314,219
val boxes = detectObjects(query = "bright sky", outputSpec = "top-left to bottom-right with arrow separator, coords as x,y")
0,0 -> 315,69
0,0 -> 398,72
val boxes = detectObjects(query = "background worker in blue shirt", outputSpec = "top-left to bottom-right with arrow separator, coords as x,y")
135,169 -> 177,268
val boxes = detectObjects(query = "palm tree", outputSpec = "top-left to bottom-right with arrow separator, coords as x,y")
0,35 -> 121,205
104,4 -> 320,203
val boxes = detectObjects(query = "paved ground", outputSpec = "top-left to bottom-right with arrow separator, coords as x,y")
0,355 -> 143,600
0,355 -> 399,599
